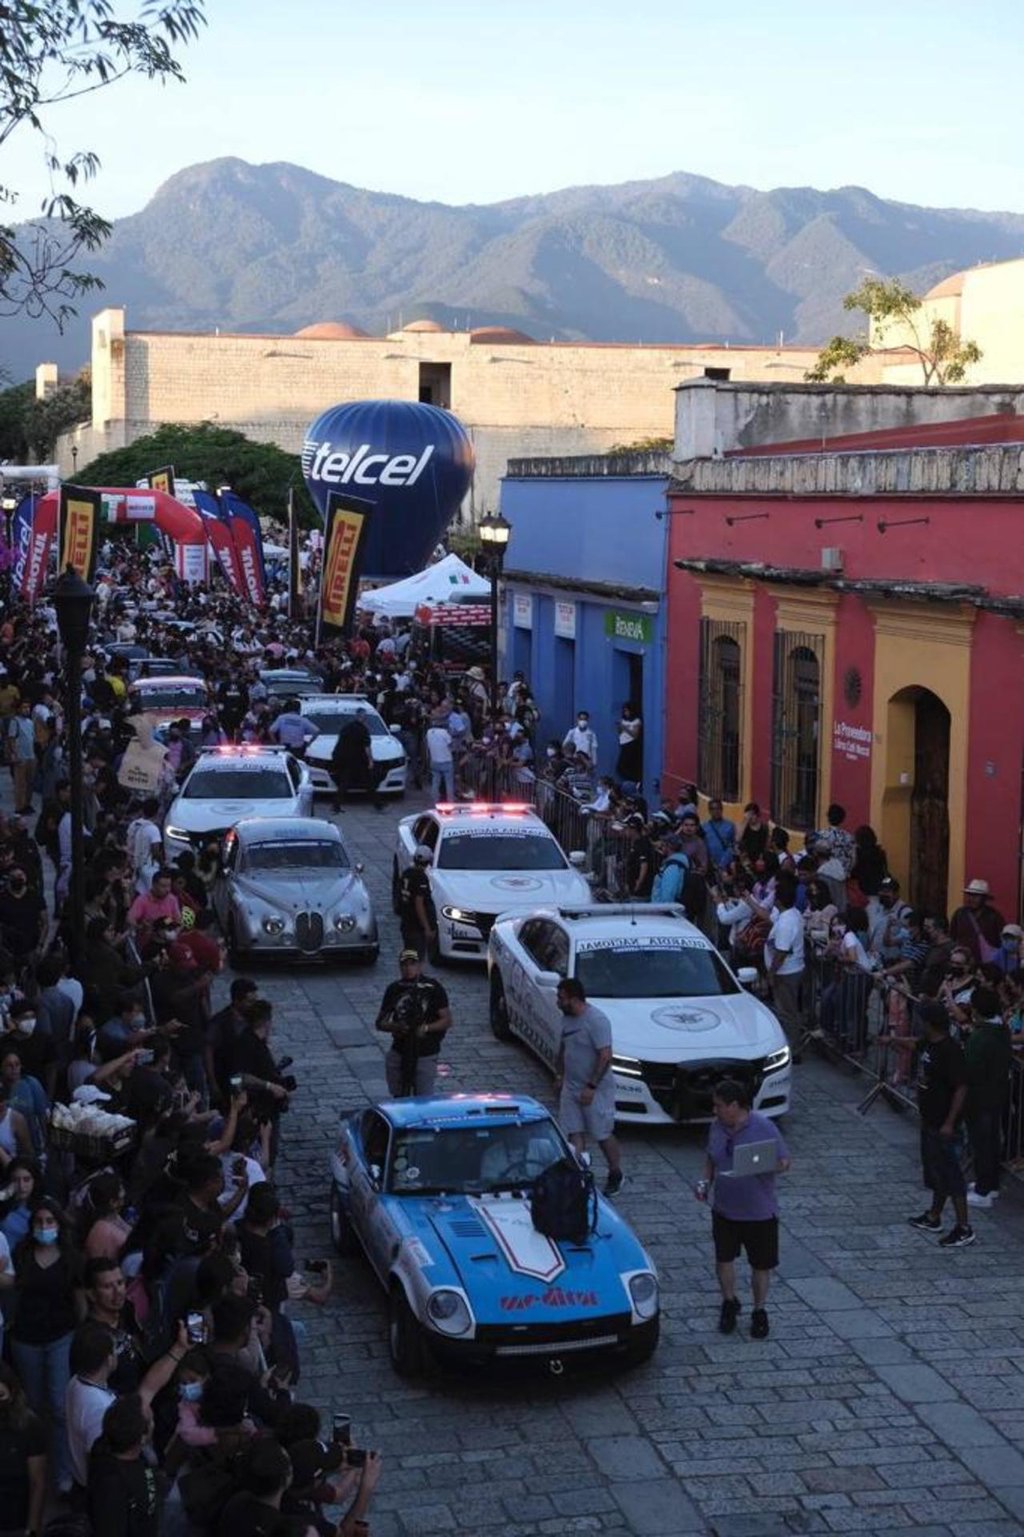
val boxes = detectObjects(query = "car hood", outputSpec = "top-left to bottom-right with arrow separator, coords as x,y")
596,993 -> 784,1062
231,871 -> 365,913
307,734 -> 402,765
169,798 -> 296,831
437,870 -> 591,914
415,1193 -> 644,1323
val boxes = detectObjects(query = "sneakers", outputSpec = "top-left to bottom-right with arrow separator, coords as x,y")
719,1297 -> 741,1335
908,1211 -> 941,1231
938,1225 -> 976,1248
750,1308 -> 770,1339
966,1190 -> 996,1210
604,1168 -> 625,1197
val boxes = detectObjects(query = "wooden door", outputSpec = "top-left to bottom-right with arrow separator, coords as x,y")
909,691 -> 950,915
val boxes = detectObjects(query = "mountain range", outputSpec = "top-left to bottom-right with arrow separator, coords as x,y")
5,157 -> 1024,381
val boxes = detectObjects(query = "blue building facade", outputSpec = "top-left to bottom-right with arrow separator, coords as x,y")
498,457 -> 670,793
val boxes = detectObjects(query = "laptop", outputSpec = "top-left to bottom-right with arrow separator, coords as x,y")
718,1139 -> 779,1178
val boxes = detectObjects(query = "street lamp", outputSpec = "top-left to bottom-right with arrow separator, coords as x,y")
478,512 -> 511,795
53,566 -> 95,969
71,445 -> 78,476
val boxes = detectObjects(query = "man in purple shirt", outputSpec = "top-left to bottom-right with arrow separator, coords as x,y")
696,1077 -> 790,1340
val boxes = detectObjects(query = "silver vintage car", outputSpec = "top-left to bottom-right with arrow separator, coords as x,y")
213,817 -> 379,964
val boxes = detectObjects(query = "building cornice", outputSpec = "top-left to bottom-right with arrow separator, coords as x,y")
670,444 -> 1024,499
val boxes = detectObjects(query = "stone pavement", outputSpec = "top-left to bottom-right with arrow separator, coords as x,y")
219,793 -> 1024,1537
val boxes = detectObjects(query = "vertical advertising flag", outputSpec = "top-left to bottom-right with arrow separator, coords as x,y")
192,489 -> 245,596
318,492 -> 374,640
141,466 -> 176,497
11,495 -> 35,597
288,486 -> 303,621
58,484 -> 101,583
219,490 -> 267,608
22,492 -> 58,604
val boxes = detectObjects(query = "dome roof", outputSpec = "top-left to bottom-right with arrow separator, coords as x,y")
925,273 -> 965,300
402,318 -> 445,333
469,325 -> 535,345
293,321 -> 370,339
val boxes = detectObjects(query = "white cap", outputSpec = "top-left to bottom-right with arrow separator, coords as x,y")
73,1085 -> 112,1106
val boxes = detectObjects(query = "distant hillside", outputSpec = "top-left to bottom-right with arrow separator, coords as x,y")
4,158 -> 1024,379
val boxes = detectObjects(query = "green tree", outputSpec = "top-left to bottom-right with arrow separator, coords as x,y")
0,378 -> 34,460
806,276 -> 983,386
1,1 -> 206,325
76,422 -> 319,525
23,370 -> 91,458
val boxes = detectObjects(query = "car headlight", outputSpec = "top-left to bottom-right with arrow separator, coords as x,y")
425,1288 -> 472,1336
627,1272 -> 659,1320
612,1054 -> 643,1079
164,824 -> 189,842
262,917 -> 286,935
441,906 -> 479,926
764,1045 -> 792,1072
334,914 -> 357,932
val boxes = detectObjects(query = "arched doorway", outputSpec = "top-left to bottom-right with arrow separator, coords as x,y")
882,686 -> 950,914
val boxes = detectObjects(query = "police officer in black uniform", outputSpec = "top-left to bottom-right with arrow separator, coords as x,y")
396,844 -> 436,959
375,949 -> 452,1097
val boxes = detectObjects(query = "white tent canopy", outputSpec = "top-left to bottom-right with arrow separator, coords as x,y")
358,552 -> 490,619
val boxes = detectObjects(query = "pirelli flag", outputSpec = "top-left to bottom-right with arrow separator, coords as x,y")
317,491 -> 374,639
58,484 -> 102,583
141,466 -> 176,496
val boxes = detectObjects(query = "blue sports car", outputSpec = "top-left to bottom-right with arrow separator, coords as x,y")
328,1094 -> 660,1376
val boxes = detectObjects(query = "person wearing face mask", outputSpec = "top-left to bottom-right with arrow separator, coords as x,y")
97,993 -> 156,1060
9,1198 -> 82,1493
0,1046 -> 47,1158
0,865 -> 47,963
938,948 -> 979,1032
563,709 -> 598,765
992,923 -> 1023,976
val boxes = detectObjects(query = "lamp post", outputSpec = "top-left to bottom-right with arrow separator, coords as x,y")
53,567 -> 95,970
71,445 -> 78,476
478,512 -> 511,796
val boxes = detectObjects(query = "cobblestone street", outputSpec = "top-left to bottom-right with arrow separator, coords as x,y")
222,794 -> 1024,1537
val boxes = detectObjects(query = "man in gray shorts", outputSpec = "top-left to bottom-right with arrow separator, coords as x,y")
553,977 -> 624,1195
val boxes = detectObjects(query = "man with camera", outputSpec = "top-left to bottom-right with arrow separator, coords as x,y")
375,950 -> 451,1098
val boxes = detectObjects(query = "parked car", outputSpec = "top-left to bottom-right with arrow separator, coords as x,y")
127,674 -> 209,729
213,816 -> 377,963
328,1093 -> 659,1376
487,903 -> 792,1125
259,667 -> 323,700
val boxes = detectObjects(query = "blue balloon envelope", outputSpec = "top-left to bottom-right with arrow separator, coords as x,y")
302,400 -> 475,578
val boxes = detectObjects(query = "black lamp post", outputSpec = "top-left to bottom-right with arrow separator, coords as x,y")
478,513 -> 511,795
53,566 -> 95,969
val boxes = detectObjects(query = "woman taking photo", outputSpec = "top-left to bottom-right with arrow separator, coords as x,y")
9,1197 -> 83,1494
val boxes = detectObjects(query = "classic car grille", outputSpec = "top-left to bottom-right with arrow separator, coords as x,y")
295,911 -> 324,953
495,1334 -> 618,1357
475,1311 -> 631,1347
640,1058 -> 767,1121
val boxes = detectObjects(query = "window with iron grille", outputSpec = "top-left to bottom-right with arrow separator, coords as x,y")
697,618 -> 744,802
770,630 -> 824,830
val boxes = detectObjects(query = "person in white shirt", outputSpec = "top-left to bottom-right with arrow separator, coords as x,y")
563,710 -> 598,764
66,1318 -> 185,1489
426,724 -> 454,800
764,872 -> 804,1058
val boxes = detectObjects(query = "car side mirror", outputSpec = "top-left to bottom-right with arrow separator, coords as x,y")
569,851 -> 586,868
354,862 -> 365,875
390,723 -> 402,736
737,966 -> 759,987
535,969 -> 561,988
368,1163 -> 382,1188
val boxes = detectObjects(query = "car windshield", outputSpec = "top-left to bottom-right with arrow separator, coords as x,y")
437,832 -> 565,871
388,1120 -> 567,1195
304,709 -> 387,737
574,943 -> 740,998
244,840 -> 348,872
132,685 -> 206,709
183,769 -> 292,799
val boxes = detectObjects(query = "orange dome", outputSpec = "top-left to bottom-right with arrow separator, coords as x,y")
469,325 -> 535,345
293,321 -> 370,339
925,273 -> 965,300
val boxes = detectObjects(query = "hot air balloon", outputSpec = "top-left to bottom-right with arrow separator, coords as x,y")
301,400 -> 475,578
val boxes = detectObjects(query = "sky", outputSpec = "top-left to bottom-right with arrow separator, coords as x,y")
5,0 -> 1024,221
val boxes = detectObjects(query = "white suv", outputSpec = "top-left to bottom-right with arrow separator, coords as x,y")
163,746 -> 315,863
487,903 -> 792,1124
393,802 -> 590,962
300,696 -> 406,797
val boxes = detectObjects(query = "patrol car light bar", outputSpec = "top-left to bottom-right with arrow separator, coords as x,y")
435,802 -> 531,815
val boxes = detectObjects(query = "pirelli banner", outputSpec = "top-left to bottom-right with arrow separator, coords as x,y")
58,484 -> 102,583
318,492 -> 374,639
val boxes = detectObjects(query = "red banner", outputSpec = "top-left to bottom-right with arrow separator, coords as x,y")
21,492 -> 57,604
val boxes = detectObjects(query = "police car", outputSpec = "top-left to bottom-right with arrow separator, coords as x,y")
487,905 -> 792,1125
163,745 -> 316,864
392,803 -> 590,962
328,1094 -> 659,1376
299,695 -> 407,797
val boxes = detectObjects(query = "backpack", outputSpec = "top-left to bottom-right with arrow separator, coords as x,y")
651,851 -> 689,904
530,1156 -> 598,1244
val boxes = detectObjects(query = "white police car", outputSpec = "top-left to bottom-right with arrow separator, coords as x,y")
487,904 -> 792,1124
392,802 -> 590,962
163,745 -> 316,864
300,695 -> 407,797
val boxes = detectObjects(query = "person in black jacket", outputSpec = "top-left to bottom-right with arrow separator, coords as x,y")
229,1000 -> 291,1168
88,1393 -> 161,1537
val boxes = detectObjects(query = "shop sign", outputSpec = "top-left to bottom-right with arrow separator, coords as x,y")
513,593 -> 533,628
553,600 -> 576,639
604,608 -> 652,645
833,720 -> 872,762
